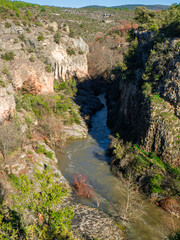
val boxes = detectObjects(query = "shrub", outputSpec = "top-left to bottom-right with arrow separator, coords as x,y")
69,28 -> 75,38
142,82 -> 152,97
41,6 -> 46,12
3,169 -> 74,239
1,51 -> 15,61
134,7 -> 155,24
25,28 -> 30,33
18,33 -> 26,42
15,9 -> 20,17
14,38 -> 18,44
73,174 -> 94,198
2,64 -> 10,76
80,23 -> 85,28
37,35 -> 44,41
54,81 -> 68,91
176,41 -> 180,49
45,64 -> 52,73
78,49 -> 84,55
36,144 -> 54,159
22,95 -> 51,118
149,24 -> 159,32
0,79 -> 5,87
29,55 -> 35,62
27,47 -> 33,53
54,31 -> 60,44
5,21 -> 11,28
150,174 -> 163,194
66,47 -> 75,56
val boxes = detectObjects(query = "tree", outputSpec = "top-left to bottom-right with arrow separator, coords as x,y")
113,171 -> 145,222
134,7 -> 155,24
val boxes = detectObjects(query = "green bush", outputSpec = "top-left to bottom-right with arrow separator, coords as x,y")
15,8 -> 20,17
176,41 -> 180,49
134,7 -> 155,24
29,55 -> 35,62
150,174 -> 163,193
54,81 -> 68,91
142,82 -> 152,97
36,144 -> 53,159
13,38 -> 18,44
37,35 -> 44,41
1,51 -> 15,61
25,27 -> 30,33
2,64 -> 10,76
27,47 -> 34,53
18,33 -> 26,42
41,6 -> 46,12
5,21 -> 11,28
22,94 -> 51,118
45,64 -> 52,73
78,49 -> 84,55
66,47 -> 75,56
0,168 -> 74,239
0,79 -> 5,87
149,24 -> 159,32
54,31 -> 60,44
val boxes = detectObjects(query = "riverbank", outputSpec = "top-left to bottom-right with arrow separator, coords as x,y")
0,87 -> 125,240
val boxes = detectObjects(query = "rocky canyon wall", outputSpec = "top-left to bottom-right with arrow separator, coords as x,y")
0,21 -> 89,122
108,31 -> 180,164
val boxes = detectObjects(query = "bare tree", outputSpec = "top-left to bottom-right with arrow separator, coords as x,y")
0,121 -> 23,161
114,171 -> 145,222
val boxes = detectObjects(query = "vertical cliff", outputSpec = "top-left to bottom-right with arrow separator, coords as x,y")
0,21 -> 89,122
108,33 -> 180,164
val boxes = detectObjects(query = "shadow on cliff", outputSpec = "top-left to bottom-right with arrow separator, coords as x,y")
72,76 -> 112,157
106,78 -> 152,146
73,77 -> 108,127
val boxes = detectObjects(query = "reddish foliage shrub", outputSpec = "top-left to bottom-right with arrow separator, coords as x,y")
21,75 -> 42,95
72,174 -> 94,198
132,23 -> 138,29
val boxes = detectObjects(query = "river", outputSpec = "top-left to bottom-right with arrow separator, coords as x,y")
57,94 -> 176,240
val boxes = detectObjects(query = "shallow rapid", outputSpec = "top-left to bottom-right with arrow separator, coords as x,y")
57,94 -> 173,240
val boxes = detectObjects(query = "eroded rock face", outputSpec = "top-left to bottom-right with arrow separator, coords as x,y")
108,35 -> 180,164
0,84 -> 15,123
0,21 -> 89,96
0,21 -> 89,122
12,59 -> 54,94
159,54 -> 180,118
49,36 -> 89,81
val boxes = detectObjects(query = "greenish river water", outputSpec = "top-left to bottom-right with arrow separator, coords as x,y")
57,95 -> 176,240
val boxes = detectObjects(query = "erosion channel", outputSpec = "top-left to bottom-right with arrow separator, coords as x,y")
57,94 -> 174,240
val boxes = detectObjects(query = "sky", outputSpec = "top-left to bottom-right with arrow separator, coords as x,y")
12,0 -> 179,8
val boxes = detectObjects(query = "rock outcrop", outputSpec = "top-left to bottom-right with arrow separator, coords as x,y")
0,84 -> 15,123
108,32 -> 180,164
0,20 -> 89,121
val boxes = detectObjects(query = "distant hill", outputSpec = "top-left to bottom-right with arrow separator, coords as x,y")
82,4 -> 169,10
82,5 -> 106,9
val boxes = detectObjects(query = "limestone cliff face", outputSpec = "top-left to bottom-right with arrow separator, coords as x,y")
0,84 -> 15,123
0,21 -> 89,121
51,37 -> 89,81
108,32 -> 180,164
